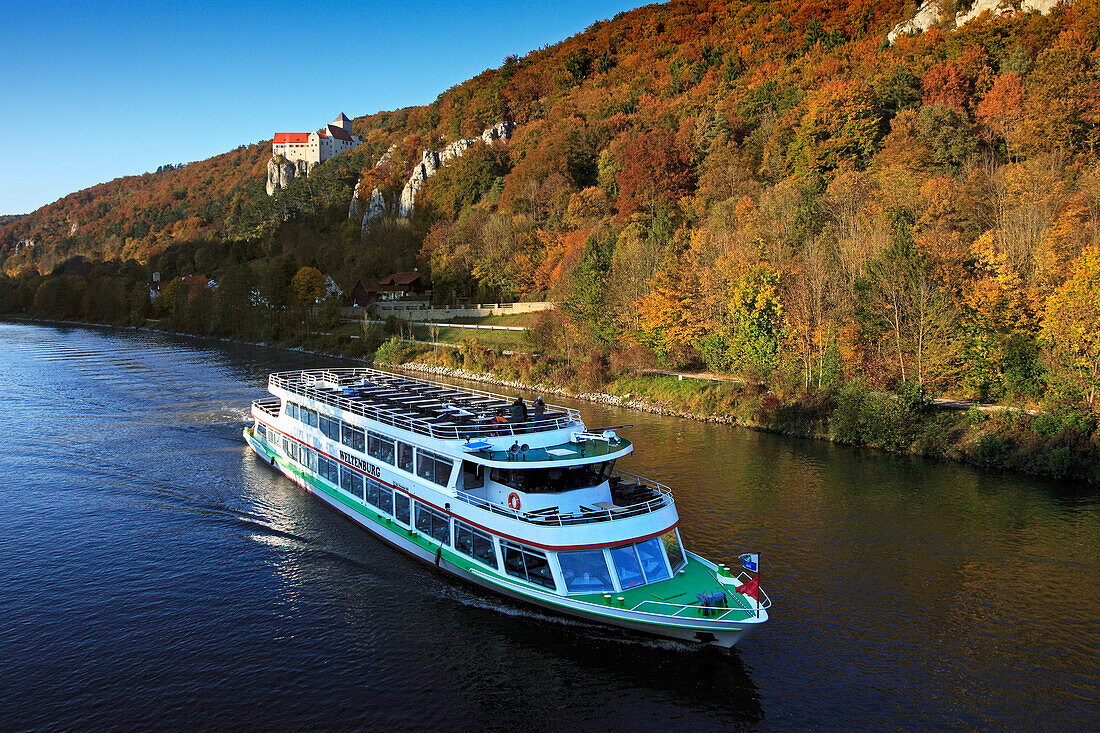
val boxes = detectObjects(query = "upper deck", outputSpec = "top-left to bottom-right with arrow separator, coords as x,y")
269,367 -> 583,442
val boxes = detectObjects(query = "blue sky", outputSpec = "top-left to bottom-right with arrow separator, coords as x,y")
1,0 -> 642,215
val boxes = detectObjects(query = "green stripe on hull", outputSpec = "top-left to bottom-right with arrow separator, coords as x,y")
244,428 -> 760,636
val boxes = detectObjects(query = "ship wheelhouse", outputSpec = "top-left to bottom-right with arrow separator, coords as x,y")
246,367 -> 769,647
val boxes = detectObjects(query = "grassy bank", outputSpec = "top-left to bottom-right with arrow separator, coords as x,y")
373,338 -> 1100,486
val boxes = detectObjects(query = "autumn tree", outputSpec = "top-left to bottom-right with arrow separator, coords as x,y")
292,266 -> 325,308
1041,246 -> 1100,407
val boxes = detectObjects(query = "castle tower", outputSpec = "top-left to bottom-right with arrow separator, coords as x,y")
332,112 -> 352,132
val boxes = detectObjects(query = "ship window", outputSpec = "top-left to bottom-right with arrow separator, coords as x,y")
255,423 -> 266,440
501,541 -> 555,590
610,544 -> 645,589
340,467 -> 365,499
305,447 -> 318,473
415,503 -> 450,545
635,538 -> 670,582
397,442 -> 413,473
489,461 -> 615,493
661,530 -> 686,573
461,461 -> 484,490
285,402 -> 299,420
319,415 -> 340,441
416,450 -> 453,487
394,493 -> 411,525
558,550 -> 614,593
367,431 -> 395,464
365,478 -> 393,515
288,441 -> 300,463
300,407 -> 318,428
454,521 -> 497,569
317,455 -> 339,484
341,424 -> 365,452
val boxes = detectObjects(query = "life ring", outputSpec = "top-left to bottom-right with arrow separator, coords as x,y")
507,492 -> 522,511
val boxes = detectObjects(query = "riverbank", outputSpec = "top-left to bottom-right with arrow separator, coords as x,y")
372,340 -> 1099,487
7,316 -> 1098,486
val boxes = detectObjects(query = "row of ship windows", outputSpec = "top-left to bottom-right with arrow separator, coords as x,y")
280,402 -> 454,487
260,423 -> 686,594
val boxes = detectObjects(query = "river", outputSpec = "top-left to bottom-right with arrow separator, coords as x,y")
0,321 -> 1096,731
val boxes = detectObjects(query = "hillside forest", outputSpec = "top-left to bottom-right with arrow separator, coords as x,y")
2,0 -> 1099,480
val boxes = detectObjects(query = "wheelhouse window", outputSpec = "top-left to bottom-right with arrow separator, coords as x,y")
365,478 -> 393,515
661,530 -> 686,573
394,493 -> 411,525
558,550 -> 614,594
340,467 -> 365,499
454,521 -> 497,569
319,415 -> 340,441
397,441 -> 414,473
367,431 -> 395,464
501,541 -> 555,589
341,424 -> 365,452
635,538 -> 671,582
610,544 -> 645,589
461,461 -> 484,491
317,455 -> 339,484
415,503 -> 450,545
416,450 -> 453,487
489,461 -> 615,493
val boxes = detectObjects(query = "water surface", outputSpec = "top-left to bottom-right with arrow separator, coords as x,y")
0,322 -> 1096,730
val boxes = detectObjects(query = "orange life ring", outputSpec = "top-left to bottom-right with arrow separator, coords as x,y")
507,492 -> 522,511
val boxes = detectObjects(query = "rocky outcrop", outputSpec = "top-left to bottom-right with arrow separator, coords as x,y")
481,121 -> 515,145
1021,0 -> 1068,12
955,0 -> 1015,28
397,121 -> 515,217
399,149 -> 443,217
887,0 -> 943,43
357,144 -> 398,236
266,156 -> 296,196
889,0 -> 1070,43
266,157 -> 314,196
348,179 -> 362,219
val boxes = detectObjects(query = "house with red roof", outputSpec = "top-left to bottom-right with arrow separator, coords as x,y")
270,112 -> 361,180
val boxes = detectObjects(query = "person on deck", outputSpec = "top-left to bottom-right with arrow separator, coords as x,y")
509,397 -> 528,422
533,396 -> 546,417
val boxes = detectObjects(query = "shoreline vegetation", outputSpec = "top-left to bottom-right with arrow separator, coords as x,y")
9,315 -> 1097,487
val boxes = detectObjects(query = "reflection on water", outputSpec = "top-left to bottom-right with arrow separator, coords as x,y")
0,321 -> 1096,730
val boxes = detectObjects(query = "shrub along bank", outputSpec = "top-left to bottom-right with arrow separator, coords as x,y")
374,338 -> 1100,486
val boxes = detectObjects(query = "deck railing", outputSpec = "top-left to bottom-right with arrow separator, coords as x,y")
451,470 -> 674,526
267,368 -> 582,441
252,398 -> 281,419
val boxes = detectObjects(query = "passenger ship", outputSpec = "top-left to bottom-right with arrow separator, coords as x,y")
244,367 -> 769,647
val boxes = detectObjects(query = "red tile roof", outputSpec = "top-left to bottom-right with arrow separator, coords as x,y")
274,132 -> 310,144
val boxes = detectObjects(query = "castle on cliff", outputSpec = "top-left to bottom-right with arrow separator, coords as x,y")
267,113 -> 362,195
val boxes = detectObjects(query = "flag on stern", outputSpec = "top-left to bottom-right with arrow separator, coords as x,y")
735,575 -> 759,601
739,553 -> 759,573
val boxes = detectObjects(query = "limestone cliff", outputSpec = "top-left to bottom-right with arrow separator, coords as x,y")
887,0 -> 943,43
266,157 -> 296,196
266,156 -> 313,196
888,0 -> 1070,43
397,121 -> 515,217
955,0 -> 1016,28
